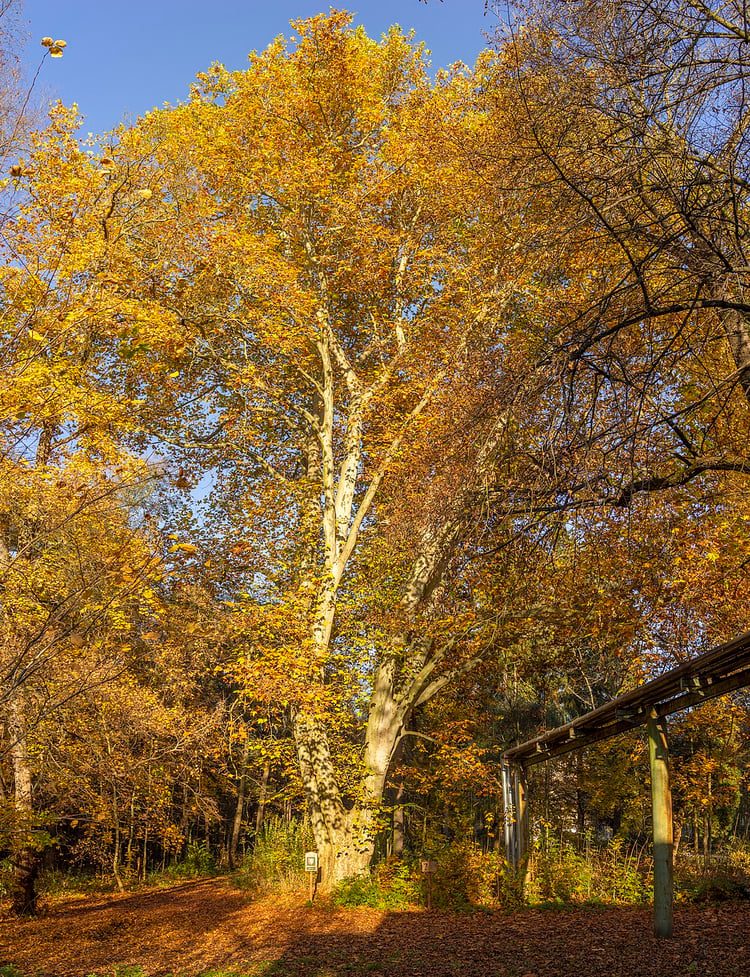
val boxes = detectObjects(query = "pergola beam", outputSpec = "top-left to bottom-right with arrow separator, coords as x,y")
503,633 -> 750,769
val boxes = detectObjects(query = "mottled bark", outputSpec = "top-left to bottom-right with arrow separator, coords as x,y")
8,696 -> 38,915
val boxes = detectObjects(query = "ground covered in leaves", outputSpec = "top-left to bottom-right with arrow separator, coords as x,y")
1,878 -> 748,977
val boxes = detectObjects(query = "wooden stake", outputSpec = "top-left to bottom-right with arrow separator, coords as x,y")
648,712 -> 674,938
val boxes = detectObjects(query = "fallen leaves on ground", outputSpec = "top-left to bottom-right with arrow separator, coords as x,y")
1,879 -> 748,976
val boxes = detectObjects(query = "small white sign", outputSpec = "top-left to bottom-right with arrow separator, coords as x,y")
421,858 -> 437,874
304,851 -> 319,873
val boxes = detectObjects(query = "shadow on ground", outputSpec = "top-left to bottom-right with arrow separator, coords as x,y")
1,878 -> 748,977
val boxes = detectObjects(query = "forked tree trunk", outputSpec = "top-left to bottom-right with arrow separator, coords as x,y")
293,649 -> 422,884
292,419 -> 509,883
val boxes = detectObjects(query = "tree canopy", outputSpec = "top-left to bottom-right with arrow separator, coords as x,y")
1,6 -> 749,910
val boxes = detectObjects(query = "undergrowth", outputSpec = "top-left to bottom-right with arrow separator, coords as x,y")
233,817 -> 314,895
332,838 -> 750,911
526,835 -> 651,905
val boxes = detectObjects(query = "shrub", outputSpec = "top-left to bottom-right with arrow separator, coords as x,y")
429,842 -> 498,909
332,873 -> 387,908
234,817 -> 313,894
167,841 -> 217,879
333,857 -> 421,909
333,848 -> 518,911
675,842 -> 750,903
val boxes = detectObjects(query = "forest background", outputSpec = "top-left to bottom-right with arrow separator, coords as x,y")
1,0 -> 750,917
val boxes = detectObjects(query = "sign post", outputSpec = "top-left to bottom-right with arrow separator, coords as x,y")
304,850 -> 319,903
421,858 -> 437,909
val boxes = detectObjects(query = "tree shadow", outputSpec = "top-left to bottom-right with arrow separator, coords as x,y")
248,899 -> 750,977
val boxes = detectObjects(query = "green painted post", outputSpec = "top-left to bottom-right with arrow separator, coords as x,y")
648,711 -> 674,938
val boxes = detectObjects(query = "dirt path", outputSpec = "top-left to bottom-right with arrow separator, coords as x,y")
1,879 -> 748,976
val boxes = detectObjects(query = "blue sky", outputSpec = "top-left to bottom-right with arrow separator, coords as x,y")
23,2 -> 500,137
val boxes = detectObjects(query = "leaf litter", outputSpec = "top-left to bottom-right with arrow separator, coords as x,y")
1,879 -> 748,976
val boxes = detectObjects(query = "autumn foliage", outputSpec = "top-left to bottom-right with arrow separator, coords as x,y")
0,4 -> 748,921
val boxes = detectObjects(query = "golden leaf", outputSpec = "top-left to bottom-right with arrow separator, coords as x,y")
49,46 -> 64,58
40,36 -> 54,47
54,39 -> 67,48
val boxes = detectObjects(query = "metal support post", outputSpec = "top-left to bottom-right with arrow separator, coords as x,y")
501,759 -> 517,868
501,760 -> 528,870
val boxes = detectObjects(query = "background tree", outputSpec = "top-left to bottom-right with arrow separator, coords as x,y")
492,0 -> 750,513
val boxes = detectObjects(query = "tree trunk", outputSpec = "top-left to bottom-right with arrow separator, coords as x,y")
392,780 -> 405,856
141,822 -> 148,881
292,657 -> 410,884
717,292 -> 750,405
229,738 -> 250,869
112,790 -> 124,893
673,820 -> 683,861
8,696 -> 38,915
289,415 -> 507,884
255,759 -> 270,837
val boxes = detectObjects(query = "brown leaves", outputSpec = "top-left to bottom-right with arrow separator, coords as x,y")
1,880 -> 749,977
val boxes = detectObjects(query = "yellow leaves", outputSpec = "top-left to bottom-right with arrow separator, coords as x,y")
41,38 -> 67,56
169,543 -> 198,555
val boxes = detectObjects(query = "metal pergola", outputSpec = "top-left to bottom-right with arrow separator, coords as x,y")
500,629 -> 750,937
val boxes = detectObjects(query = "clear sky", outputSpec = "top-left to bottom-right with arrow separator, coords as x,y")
22,2 -> 500,137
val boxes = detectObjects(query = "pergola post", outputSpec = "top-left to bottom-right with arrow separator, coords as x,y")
647,711 -> 674,938
501,760 -> 528,871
